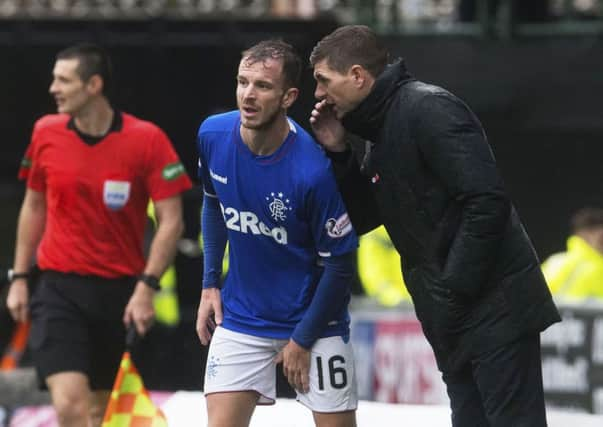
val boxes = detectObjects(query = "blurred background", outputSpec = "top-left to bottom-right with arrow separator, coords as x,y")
1,0 -> 602,265
0,0 -> 602,423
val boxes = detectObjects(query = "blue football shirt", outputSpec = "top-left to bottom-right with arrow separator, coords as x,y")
197,111 -> 358,340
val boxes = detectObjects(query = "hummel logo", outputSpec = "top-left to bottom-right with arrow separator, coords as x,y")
210,169 -> 228,184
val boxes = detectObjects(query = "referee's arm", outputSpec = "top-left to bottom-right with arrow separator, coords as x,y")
7,188 -> 46,323
124,195 -> 184,335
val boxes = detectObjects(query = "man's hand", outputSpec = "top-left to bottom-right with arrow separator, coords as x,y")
196,288 -> 223,346
309,100 -> 347,152
123,281 -> 156,336
6,279 -> 29,323
275,339 -> 311,394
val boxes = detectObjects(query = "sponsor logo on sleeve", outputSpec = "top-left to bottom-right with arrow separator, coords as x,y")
325,213 -> 353,238
162,162 -> 186,181
103,180 -> 131,210
209,169 -> 228,185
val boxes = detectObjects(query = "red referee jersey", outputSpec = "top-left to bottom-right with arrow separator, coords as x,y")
19,112 -> 192,278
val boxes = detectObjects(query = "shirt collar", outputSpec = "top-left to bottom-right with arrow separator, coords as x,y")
67,110 -> 123,134
67,111 -> 123,146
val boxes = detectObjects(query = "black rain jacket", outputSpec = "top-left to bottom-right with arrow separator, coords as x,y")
330,60 -> 560,372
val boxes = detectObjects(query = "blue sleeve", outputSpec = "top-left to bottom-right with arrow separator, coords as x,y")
291,251 -> 355,349
197,130 -> 216,196
201,194 -> 227,289
308,162 -> 358,257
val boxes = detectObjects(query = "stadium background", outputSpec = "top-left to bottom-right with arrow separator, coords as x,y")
0,0 -> 602,421
1,1 -> 601,266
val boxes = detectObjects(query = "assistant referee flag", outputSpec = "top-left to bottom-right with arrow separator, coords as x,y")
102,330 -> 167,427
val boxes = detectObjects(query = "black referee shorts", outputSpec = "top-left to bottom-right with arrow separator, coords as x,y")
29,270 -> 136,390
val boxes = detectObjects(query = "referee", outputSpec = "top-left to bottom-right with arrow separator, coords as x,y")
5,44 -> 192,426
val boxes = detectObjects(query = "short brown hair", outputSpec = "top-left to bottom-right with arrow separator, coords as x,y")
241,39 -> 302,89
571,208 -> 603,233
310,25 -> 389,78
56,43 -> 113,98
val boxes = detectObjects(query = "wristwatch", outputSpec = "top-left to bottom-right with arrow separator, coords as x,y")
138,273 -> 161,291
8,269 -> 29,282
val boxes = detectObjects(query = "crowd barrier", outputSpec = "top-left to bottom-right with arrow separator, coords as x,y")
349,298 -> 603,414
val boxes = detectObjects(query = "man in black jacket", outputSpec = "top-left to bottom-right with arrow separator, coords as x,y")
309,25 -> 560,427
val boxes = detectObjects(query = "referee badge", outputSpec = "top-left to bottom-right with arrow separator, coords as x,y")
103,180 -> 131,210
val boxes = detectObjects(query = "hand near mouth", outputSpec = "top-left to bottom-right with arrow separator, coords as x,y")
310,100 -> 346,152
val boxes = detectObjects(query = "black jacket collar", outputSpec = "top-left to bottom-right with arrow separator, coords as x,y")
342,59 -> 415,140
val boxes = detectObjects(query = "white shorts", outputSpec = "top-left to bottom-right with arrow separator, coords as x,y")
204,326 -> 358,413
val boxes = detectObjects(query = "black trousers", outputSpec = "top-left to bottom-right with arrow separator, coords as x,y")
442,334 -> 547,427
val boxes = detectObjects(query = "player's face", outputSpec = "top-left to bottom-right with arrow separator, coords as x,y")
313,59 -> 362,119
49,58 -> 92,115
236,57 -> 289,131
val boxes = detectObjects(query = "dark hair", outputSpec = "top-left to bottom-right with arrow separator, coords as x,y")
56,43 -> 113,97
310,25 -> 389,78
571,208 -> 603,233
241,39 -> 302,89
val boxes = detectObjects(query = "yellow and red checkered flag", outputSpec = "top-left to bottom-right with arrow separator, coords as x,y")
102,328 -> 167,427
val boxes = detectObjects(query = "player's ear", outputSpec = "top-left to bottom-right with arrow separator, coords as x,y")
350,64 -> 368,88
282,87 -> 299,109
86,74 -> 104,96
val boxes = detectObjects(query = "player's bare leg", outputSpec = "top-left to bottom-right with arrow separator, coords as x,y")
206,390 -> 259,427
89,390 -> 111,427
313,410 -> 357,427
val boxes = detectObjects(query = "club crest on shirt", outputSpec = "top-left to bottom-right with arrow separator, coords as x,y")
325,213 -> 353,238
266,192 -> 292,222
103,180 -> 131,210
